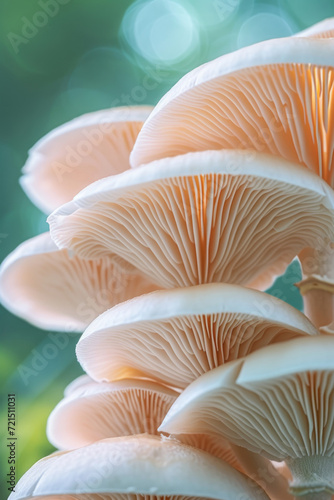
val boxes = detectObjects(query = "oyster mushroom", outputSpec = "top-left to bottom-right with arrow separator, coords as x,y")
49,150 -> 334,290
21,105 -> 153,214
297,244 -> 334,329
47,375 -> 240,470
9,435 -> 270,500
130,38 -> 334,186
76,283 -> 318,390
160,336 -> 334,499
47,378 -> 179,449
0,232 -> 157,332
129,36 -> 334,327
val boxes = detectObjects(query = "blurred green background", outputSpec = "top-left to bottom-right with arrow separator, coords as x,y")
1,0 -> 334,497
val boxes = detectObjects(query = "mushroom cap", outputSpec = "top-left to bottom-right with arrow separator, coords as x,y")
47,378 -> 178,449
295,18 -> 334,39
21,106 -> 153,213
49,150 -> 334,291
9,435 -> 270,500
76,283 -> 318,389
159,336 -> 334,462
130,37 -> 334,187
63,374 -> 95,396
0,232 -> 158,332
47,375 -> 240,471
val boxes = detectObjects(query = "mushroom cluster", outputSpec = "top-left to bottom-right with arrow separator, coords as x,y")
2,18 -> 334,500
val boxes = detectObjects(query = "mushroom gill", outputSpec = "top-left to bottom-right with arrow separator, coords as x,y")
48,150 -> 334,291
129,34 -> 334,331
76,283 -> 317,389
47,378 -> 179,449
160,336 -> 334,499
0,232 -> 158,332
47,375 -> 241,472
130,38 -> 334,186
3,17 -> 334,500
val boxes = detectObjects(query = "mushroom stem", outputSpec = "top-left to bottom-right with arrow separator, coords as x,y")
298,245 -> 334,329
286,456 -> 334,499
229,444 -> 293,500
300,287 -> 334,329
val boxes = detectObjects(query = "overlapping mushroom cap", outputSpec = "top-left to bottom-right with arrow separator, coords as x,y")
47,378 -> 179,449
0,232 -> 157,332
49,150 -> 334,290
130,37 -> 334,187
160,336 -> 334,497
76,283 -> 318,389
9,435 -> 270,500
47,375 -> 240,471
21,106 -> 153,213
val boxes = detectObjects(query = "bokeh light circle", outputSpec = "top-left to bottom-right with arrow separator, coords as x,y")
237,11 -> 295,48
279,0 -> 334,27
183,0 -> 242,27
120,0 -> 200,67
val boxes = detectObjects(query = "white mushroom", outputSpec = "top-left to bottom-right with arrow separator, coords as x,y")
9,435 -> 270,500
130,38 -> 334,187
49,150 -> 334,291
160,336 -> 334,499
0,232 -> 157,332
47,375 -> 240,470
76,283 -> 318,389
47,378 -> 179,449
21,106 -> 153,213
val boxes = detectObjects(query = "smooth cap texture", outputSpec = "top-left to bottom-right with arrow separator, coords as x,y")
9,435 -> 270,500
0,232 -> 158,332
21,106 -> 153,213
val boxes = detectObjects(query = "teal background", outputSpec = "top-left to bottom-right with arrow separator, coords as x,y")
1,0 -> 333,498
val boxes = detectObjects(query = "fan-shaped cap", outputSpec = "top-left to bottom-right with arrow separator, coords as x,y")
21,106 -> 153,213
76,283 -> 318,389
9,435 -> 270,500
295,18 -> 334,39
63,374 -> 94,396
130,37 -> 334,187
47,375 -> 240,470
47,378 -> 178,449
0,232 -> 158,332
49,150 -> 334,290
159,336 -> 334,496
